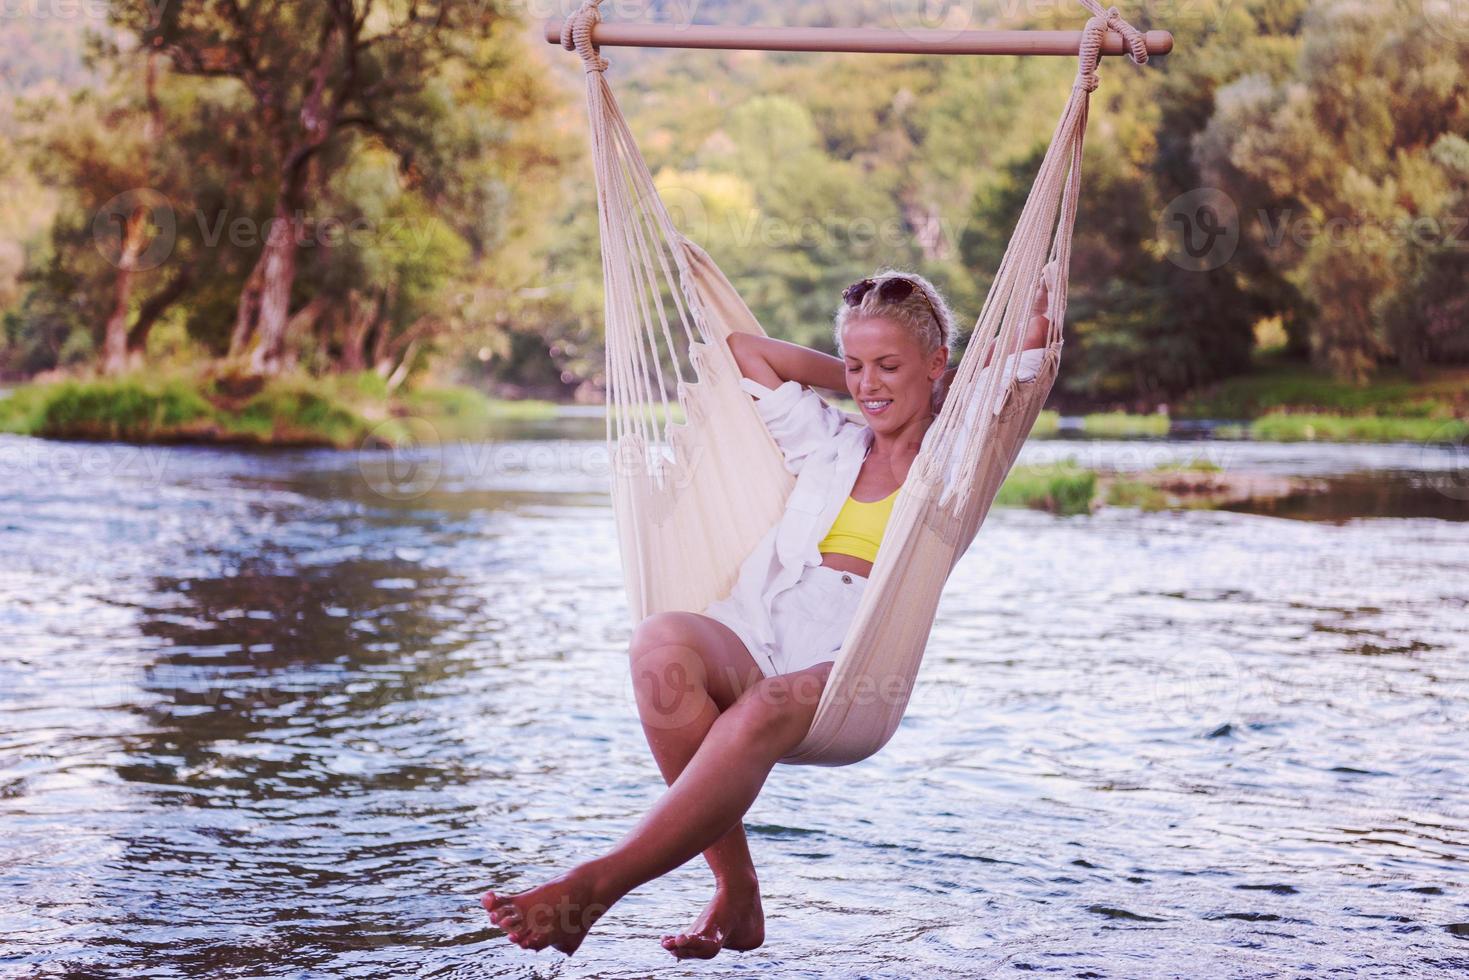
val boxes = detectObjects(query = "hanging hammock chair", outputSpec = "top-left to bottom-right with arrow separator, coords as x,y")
556,0 -> 1158,766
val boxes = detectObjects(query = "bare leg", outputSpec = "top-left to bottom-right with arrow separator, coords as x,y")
482,661 -> 832,956
624,613 -> 768,958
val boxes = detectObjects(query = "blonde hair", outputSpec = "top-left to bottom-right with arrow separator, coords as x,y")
833,269 -> 954,358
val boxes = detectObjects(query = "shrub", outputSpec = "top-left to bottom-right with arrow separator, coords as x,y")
997,461 -> 1097,516
35,376 -> 212,440
1082,412 -> 1170,438
1249,412 -> 1468,443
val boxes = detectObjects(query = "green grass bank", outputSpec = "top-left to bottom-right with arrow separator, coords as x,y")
1178,364 -> 1468,443
0,371 -> 558,448
996,459 -> 1307,516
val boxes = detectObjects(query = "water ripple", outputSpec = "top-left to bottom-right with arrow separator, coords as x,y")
0,429 -> 1465,976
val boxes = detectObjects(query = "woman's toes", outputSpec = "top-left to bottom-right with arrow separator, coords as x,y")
671,934 -> 720,959
483,892 -> 525,931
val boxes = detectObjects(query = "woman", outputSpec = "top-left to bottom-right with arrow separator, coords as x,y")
483,267 -> 1055,958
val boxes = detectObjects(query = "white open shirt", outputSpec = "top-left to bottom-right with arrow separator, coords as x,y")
711,346 -> 1047,655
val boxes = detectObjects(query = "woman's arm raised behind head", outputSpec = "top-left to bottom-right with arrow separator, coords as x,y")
726,332 -> 846,395
933,283 -> 1052,415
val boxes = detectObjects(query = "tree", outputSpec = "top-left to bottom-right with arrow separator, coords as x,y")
1196,0 -> 1469,379
18,59 -> 188,375
113,0 -> 532,375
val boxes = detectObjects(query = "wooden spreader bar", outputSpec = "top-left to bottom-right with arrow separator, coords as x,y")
543,20 -> 1174,58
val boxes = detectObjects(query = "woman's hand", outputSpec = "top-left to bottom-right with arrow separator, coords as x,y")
979,261 -> 1057,369
932,366 -> 959,415
1027,261 -> 1056,324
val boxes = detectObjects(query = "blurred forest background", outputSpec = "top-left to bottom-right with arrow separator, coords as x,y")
1,0 -> 1465,416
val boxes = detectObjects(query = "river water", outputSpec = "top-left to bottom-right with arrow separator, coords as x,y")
1,424 -> 1466,978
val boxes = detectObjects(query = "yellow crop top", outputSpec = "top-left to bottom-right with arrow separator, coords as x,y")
816,488 -> 899,564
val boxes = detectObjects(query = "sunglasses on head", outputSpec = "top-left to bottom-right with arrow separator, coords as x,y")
843,276 -> 941,328
843,276 -> 916,306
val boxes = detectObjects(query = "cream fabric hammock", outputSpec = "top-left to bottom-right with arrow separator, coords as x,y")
561,0 -> 1152,766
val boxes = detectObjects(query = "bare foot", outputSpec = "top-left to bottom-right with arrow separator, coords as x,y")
660,879 -> 765,960
482,864 -> 618,956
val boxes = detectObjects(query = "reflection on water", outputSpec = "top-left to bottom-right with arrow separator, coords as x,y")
1,424 -> 1466,977
1225,471 -> 1469,522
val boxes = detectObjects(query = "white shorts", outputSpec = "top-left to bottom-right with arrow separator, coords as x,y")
702,564 -> 868,678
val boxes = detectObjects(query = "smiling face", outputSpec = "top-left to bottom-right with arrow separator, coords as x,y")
840,317 -> 948,434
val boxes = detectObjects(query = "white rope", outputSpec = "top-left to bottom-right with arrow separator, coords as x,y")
562,0 -> 1154,765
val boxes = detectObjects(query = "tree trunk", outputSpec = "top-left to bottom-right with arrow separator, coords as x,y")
232,16 -> 345,376
127,269 -> 192,357
229,257 -> 265,360
242,200 -> 304,375
279,294 -> 331,375
385,339 -> 419,393
370,283 -> 398,376
340,288 -> 381,372
101,206 -> 150,376
377,314 -> 438,384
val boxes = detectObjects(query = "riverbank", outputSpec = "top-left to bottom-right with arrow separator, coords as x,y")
0,371 -> 558,448
1176,363 -> 1469,442
2,362 -> 1463,448
997,460 -> 1326,517
831,362 -> 1467,443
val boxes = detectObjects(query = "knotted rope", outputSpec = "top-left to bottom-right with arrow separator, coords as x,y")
563,0 -> 1148,86
561,0 -> 609,73
556,0 -> 1160,766
1074,0 -> 1150,91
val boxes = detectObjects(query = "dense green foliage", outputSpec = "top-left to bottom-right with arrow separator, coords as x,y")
0,369 -> 554,446
1248,412 -> 1468,443
1080,412 -> 1171,438
1196,1 -> 1469,381
995,462 -> 1099,516
1179,363 -> 1469,419
3,1 -> 571,385
0,375 -> 212,440
537,0 -> 1466,403
0,0 -> 1463,411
